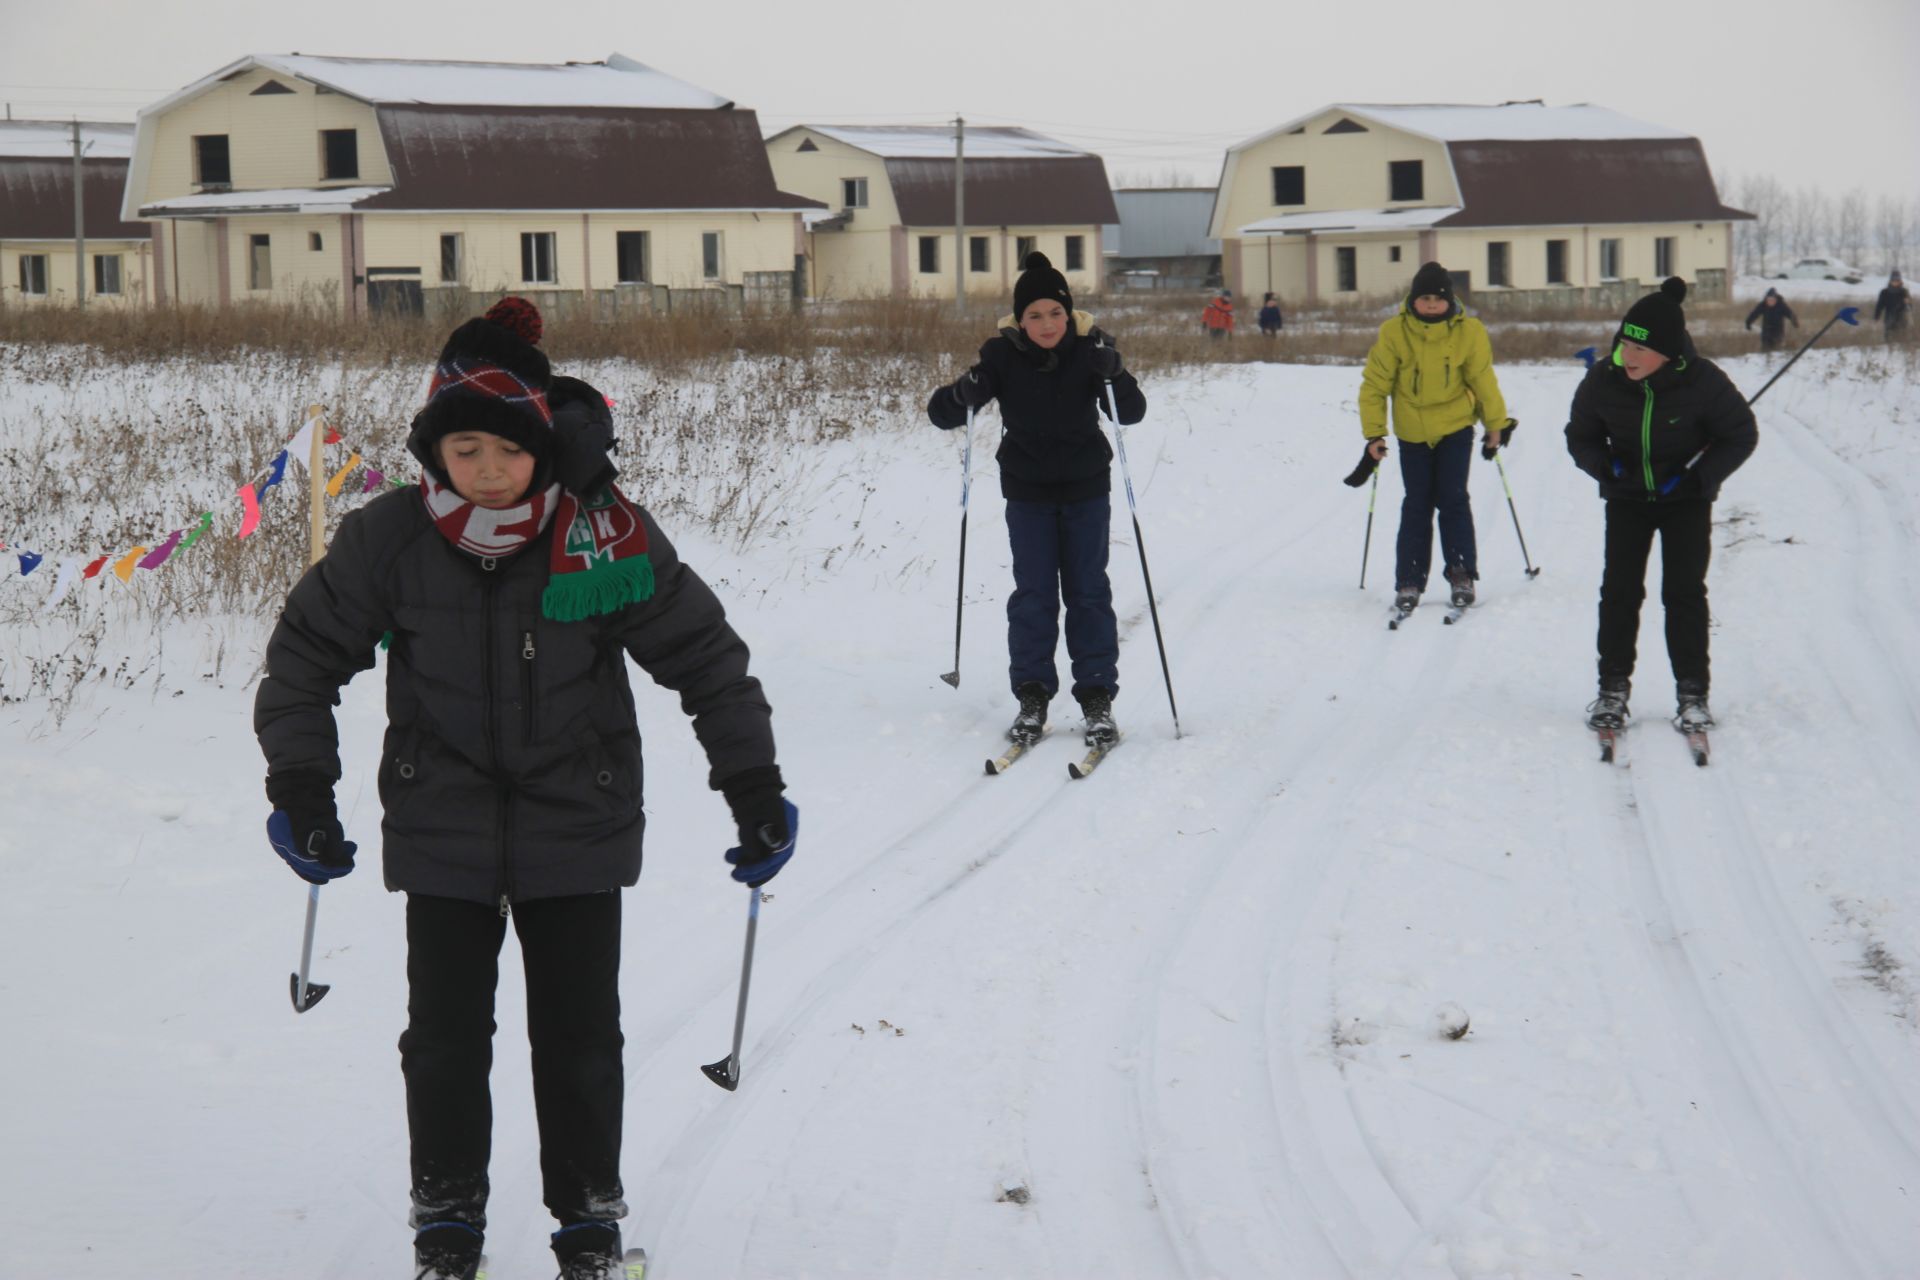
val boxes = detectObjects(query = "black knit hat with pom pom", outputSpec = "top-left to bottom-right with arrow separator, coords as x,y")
1013,251 -> 1073,322
408,296 -> 555,478
1619,277 -> 1690,359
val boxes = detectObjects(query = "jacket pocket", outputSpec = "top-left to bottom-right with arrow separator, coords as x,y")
378,728 -> 424,826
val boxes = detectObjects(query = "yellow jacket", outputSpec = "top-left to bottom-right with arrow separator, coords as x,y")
1358,305 -> 1508,445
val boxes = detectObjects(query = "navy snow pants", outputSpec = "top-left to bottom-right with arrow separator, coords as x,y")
1395,425 -> 1477,591
1004,496 -> 1119,700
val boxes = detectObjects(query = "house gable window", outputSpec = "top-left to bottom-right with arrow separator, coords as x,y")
19,254 -> 49,295
918,235 -> 940,274
1064,235 -> 1085,271
797,138 -> 819,152
521,232 -> 557,284
93,254 -> 122,295
321,129 -> 358,181
251,80 -> 295,96
248,234 -> 272,291
1271,166 -> 1305,206
194,134 -> 230,187
842,177 -> 868,209
1487,242 -> 1511,288
616,231 -> 650,284
1324,117 -> 1369,134
1388,160 -> 1423,202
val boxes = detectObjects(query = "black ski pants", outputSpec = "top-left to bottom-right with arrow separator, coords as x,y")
1596,498 -> 1713,692
400,891 -> 627,1235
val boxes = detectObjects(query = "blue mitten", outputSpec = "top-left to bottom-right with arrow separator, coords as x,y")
267,808 -> 356,885
724,797 -> 798,888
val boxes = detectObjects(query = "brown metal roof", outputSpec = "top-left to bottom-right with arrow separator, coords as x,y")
1435,138 -> 1751,228
355,106 -> 822,211
885,156 -> 1117,228
0,158 -> 147,240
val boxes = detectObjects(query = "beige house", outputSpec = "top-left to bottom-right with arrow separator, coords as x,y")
1,122 -> 155,308
1210,103 -> 1752,309
765,125 -> 1116,301
123,53 -> 822,316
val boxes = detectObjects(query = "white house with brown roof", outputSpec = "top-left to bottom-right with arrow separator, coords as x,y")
765,125 -> 1117,301
1210,103 -> 1752,309
123,53 -> 822,316
1,121 -> 154,308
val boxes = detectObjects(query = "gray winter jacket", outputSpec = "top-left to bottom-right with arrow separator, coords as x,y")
254,486 -> 777,908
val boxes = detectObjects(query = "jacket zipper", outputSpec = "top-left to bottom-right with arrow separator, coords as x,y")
480,559 -> 514,916
522,629 -> 536,744
1639,382 -> 1657,497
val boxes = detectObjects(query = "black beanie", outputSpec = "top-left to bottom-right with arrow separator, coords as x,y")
1407,261 -> 1455,319
1619,277 -> 1689,358
1013,251 -> 1073,321
407,296 -> 555,479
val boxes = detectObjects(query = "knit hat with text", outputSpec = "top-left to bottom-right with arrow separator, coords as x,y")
1618,277 -> 1690,359
1013,251 -> 1073,321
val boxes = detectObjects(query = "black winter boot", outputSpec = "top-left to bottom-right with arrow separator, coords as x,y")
552,1221 -> 622,1280
1674,679 -> 1714,731
1009,681 -> 1050,746
1446,564 -> 1475,609
1585,677 -> 1631,731
1077,687 -> 1118,747
413,1222 -> 483,1280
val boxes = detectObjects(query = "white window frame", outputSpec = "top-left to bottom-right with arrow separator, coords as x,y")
248,234 -> 272,291
440,233 -> 463,285
1599,238 -> 1622,280
19,253 -> 49,295
917,235 -> 940,274
701,231 -> 723,281
521,232 -> 558,285
616,230 -> 651,285
1654,236 -> 1677,278
1064,235 -> 1085,272
841,177 -> 868,209
93,253 -> 122,296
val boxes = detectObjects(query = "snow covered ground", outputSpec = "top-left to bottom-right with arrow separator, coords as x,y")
3,346 -> 1918,1279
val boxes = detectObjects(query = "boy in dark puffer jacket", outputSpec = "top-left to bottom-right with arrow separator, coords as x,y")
254,298 -> 794,1280
927,251 -> 1147,748
1564,277 -> 1758,737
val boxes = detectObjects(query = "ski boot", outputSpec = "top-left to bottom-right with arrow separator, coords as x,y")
1008,682 -> 1050,746
552,1222 -> 622,1280
1673,680 -> 1714,731
1445,564 -> 1476,609
1077,687 -> 1119,748
1393,587 -> 1421,613
413,1223 -> 483,1280
1585,678 -> 1631,731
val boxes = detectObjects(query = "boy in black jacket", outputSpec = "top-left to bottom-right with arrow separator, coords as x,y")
1564,277 -> 1758,736
927,251 -> 1147,747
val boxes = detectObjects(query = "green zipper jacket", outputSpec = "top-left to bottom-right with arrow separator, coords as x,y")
1358,304 -> 1509,446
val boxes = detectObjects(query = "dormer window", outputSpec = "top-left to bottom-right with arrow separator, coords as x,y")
194,134 -> 230,187
1389,160 -> 1423,202
322,129 -> 359,181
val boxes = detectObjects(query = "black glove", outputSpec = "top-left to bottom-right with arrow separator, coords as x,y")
720,767 -> 793,887
1088,332 -> 1124,380
264,772 -> 356,884
951,367 -> 995,412
1481,419 -> 1517,461
1342,445 -> 1382,488
547,375 -> 620,497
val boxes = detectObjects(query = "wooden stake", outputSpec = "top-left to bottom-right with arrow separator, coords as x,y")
306,404 -> 327,566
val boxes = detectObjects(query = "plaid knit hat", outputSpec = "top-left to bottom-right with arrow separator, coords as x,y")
1013,251 -> 1073,321
407,297 -> 555,483
1618,276 -> 1690,359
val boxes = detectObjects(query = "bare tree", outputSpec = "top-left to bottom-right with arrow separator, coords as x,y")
1835,187 -> 1869,266
1738,173 -> 1788,275
1875,193 -> 1907,273
1787,185 -> 1829,260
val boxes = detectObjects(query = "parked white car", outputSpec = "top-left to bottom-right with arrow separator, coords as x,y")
1777,257 -> 1865,283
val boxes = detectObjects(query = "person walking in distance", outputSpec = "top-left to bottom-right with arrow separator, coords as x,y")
1354,261 -> 1513,615
1564,277 -> 1758,739
927,252 -> 1147,751
1202,289 -> 1235,340
1744,287 -> 1798,354
1875,271 -> 1910,342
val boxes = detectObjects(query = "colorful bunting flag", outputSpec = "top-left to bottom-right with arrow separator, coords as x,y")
235,483 -> 263,539
138,528 -> 186,570
177,511 -> 214,553
112,547 -> 148,582
18,552 -> 42,576
82,554 -> 110,580
326,453 -> 362,497
43,558 -> 80,612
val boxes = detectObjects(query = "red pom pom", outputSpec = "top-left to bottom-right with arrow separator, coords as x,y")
484,296 -> 544,347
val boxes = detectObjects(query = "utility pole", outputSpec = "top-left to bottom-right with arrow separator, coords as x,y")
953,114 -> 965,315
71,120 -> 87,310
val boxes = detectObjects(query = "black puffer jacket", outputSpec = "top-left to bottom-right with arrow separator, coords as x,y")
254,487 -> 777,908
927,317 -> 1146,503
1744,291 -> 1797,342
1564,341 -> 1758,503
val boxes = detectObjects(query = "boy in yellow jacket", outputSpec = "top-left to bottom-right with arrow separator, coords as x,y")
1356,262 -> 1512,614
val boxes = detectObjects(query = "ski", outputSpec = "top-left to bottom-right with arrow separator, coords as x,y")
624,1247 -> 650,1279
1442,603 -> 1469,625
1678,725 -> 1710,767
1387,604 -> 1417,630
1596,726 -> 1620,764
1068,738 -> 1119,779
987,734 -> 1044,775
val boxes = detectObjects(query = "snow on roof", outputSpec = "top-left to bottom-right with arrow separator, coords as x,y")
139,185 -> 391,215
0,121 -> 136,160
801,125 -> 1088,160
1238,206 -> 1463,235
1337,102 -> 1689,143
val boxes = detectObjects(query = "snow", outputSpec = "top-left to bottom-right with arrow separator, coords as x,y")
137,185 -> 390,215
1239,206 -> 1462,236
1339,103 -> 1693,143
0,120 -> 136,159
801,124 -> 1087,159
3,346 -> 1920,1278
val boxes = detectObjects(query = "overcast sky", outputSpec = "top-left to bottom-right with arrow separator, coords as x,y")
2,0 -> 1914,206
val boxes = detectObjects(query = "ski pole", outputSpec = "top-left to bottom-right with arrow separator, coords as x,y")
1358,467 -> 1377,589
939,407 -> 975,688
1746,305 -> 1861,409
1493,455 -> 1540,578
701,886 -> 761,1092
289,882 -> 330,1013
1102,379 -> 1182,739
